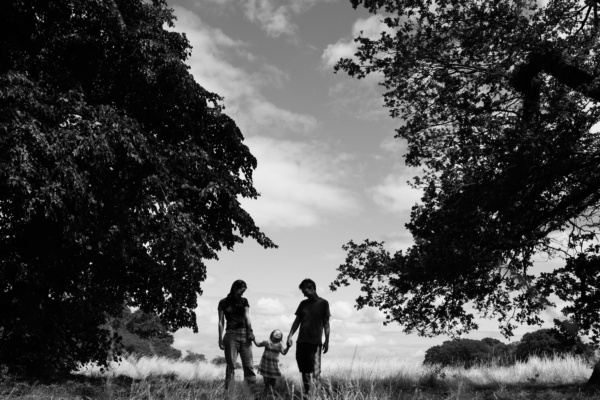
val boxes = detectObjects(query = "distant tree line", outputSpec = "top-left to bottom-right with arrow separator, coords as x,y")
113,308 -> 238,367
112,307 -> 181,359
111,307 -> 215,364
424,325 -> 595,368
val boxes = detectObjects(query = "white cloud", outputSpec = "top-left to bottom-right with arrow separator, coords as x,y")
342,334 -> 376,347
241,136 -> 360,229
376,229 -> 415,253
183,0 -> 336,38
242,0 -> 335,38
321,15 -> 391,70
371,173 -> 422,215
357,307 -> 386,324
202,274 -> 218,287
321,42 -> 356,70
331,301 -> 355,320
194,298 -> 215,320
171,7 -> 317,137
320,15 -> 395,121
255,297 -> 286,315
244,0 -> 295,37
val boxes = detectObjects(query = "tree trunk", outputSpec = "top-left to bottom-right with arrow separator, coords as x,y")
588,361 -> 600,385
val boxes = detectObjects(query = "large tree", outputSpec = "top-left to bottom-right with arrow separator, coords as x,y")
0,0 -> 274,376
331,0 -> 600,364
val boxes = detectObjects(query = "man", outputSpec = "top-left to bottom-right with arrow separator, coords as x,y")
287,278 -> 330,398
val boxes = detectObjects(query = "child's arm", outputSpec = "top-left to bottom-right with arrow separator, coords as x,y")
253,339 -> 266,347
281,343 -> 290,355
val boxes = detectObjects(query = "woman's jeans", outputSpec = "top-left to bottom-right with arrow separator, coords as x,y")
223,329 -> 256,390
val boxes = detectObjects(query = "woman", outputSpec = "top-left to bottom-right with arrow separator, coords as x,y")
218,279 -> 257,393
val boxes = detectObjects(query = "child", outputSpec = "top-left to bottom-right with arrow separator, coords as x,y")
253,329 -> 290,397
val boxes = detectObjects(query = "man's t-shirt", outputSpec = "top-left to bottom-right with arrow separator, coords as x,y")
295,297 -> 330,345
218,296 -> 249,330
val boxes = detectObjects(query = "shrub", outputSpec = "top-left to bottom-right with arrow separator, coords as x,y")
183,351 -> 206,363
515,327 -> 595,361
424,339 -> 493,368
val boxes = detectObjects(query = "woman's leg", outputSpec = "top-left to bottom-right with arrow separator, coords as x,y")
223,334 -> 239,390
239,339 -> 258,397
239,339 -> 256,383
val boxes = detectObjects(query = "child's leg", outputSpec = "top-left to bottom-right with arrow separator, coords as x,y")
264,377 -> 276,395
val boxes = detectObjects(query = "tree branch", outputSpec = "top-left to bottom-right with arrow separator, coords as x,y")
512,48 -> 600,102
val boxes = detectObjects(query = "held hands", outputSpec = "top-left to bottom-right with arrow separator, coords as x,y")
286,337 -> 293,348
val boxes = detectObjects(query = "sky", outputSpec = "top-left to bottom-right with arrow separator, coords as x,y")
165,0 -> 564,364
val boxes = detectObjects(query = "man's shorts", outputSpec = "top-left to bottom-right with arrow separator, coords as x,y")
296,343 -> 322,376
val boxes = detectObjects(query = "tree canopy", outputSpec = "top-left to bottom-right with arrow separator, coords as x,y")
515,327 -> 594,361
0,0 -> 274,376
331,0 -> 600,343
113,307 -> 182,359
424,338 -> 511,368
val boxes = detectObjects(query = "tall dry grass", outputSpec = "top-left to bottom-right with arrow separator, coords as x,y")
77,354 -> 594,383
2,355 -> 597,400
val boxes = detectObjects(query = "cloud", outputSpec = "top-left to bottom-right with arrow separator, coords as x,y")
201,274 -> 218,287
243,0 -> 335,38
357,307 -> 386,324
255,297 -> 286,315
194,298 -> 216,320
321,15 -> 391,70
244,0 -> 296,37
240,136 -> 360,229
187,0 -> 333,38
171,7 -> 317,137
371,173 -> 422,215
320,15 -> 395,121
342,334 -> 377,347
331,301 -> 355,320
385,232 -> 414,253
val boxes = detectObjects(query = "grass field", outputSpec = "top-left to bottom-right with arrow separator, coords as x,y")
1,355 -> 599,399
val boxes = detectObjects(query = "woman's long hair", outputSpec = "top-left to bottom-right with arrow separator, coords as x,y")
228,279 -> 247,297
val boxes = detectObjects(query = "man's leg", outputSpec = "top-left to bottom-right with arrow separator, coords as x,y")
301,372 -> 312,398
312,345 -> 323,394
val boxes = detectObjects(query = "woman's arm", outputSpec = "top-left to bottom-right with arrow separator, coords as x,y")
218,309 -> 225,350
244,306 -> 255,341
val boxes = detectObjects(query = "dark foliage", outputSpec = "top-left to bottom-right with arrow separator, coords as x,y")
211,355 -> 240,368
113,307 -> 181,359
515,326 -> 595,361
424,338 -> 513,368
331,0 -> 600,346
182,351 -> 206,363
0,0 -> 274,377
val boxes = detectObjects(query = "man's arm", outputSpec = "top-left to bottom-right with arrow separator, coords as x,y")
287,316 -> 300,347
323,317 -> 330,354
218,309 -> 225,350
